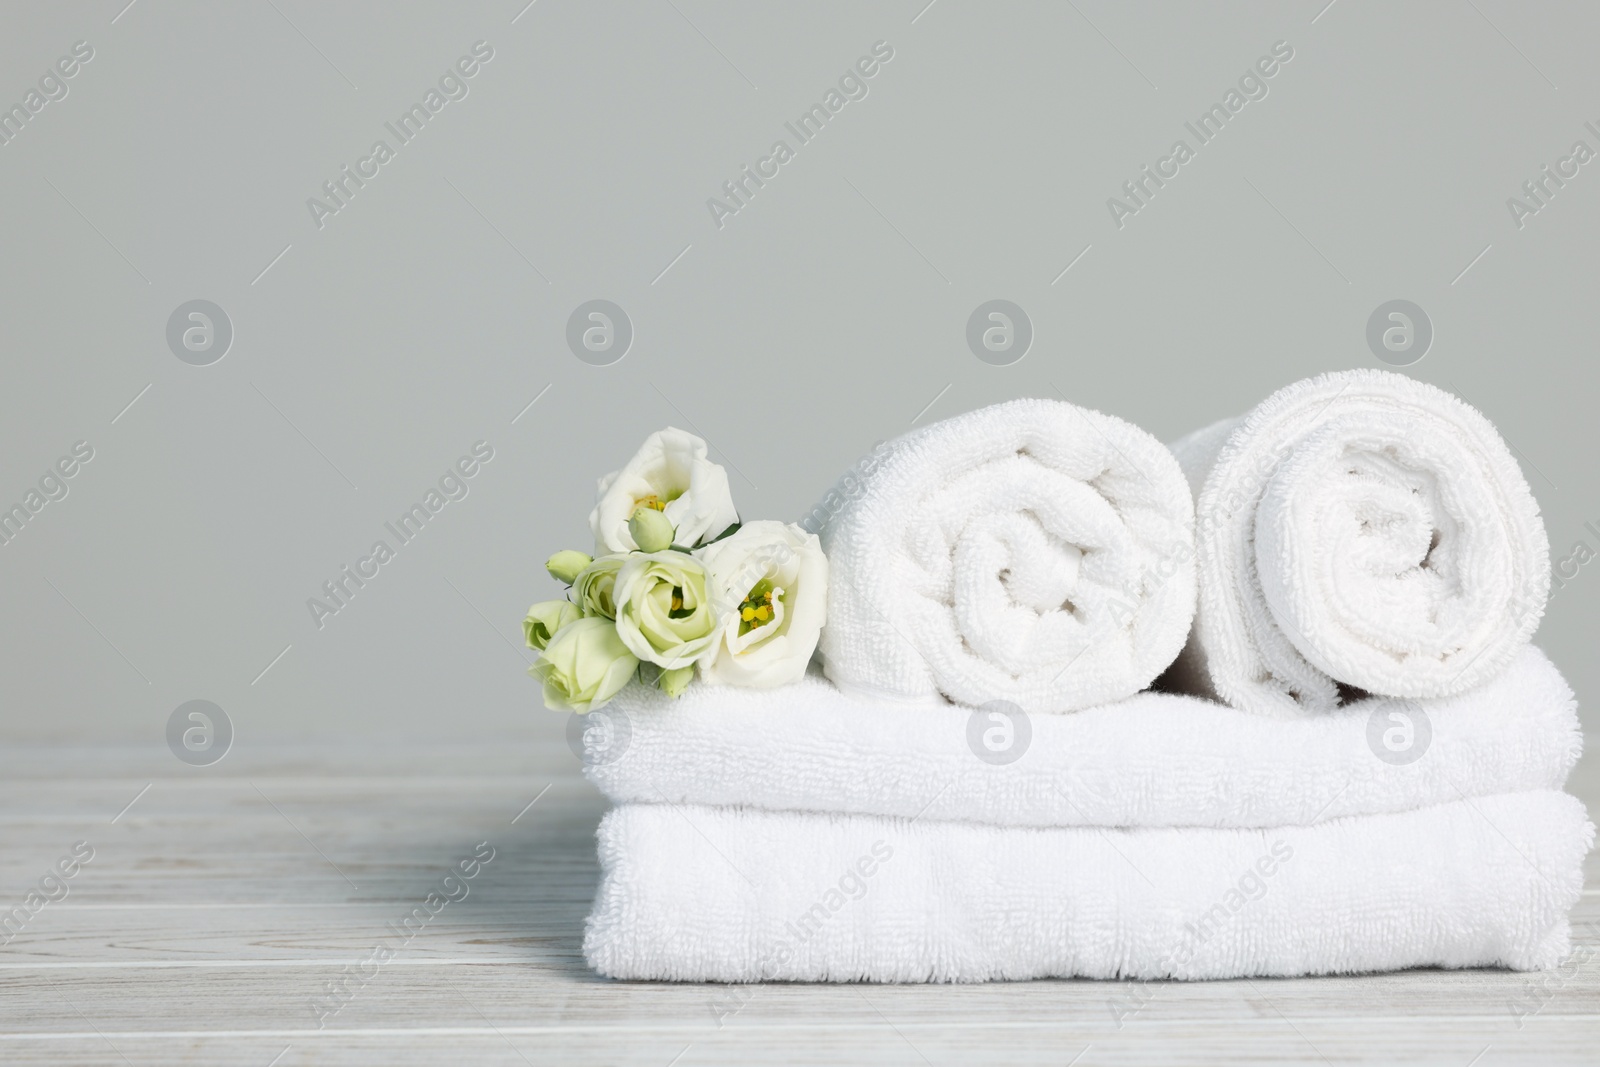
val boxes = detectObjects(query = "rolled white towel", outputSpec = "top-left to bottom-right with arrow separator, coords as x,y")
1170,370 -> 1550,717
814,398 -> 1195,714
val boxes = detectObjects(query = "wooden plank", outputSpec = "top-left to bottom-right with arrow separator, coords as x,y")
0,741 -> 578,780
4,893 -> 1598,967
0,1021 -> 1596,1067
0,742 -> 1594,1066
0,775 -> 583,825
3,959 -> 1600,1036
0,775 -> 598,904
2,951 -> 1597,1031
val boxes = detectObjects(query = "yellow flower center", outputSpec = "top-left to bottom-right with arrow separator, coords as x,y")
635,494 -> 670,512
737,580 -> 776,636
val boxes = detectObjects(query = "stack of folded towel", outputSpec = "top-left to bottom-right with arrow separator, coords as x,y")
582,370 -> 1591,983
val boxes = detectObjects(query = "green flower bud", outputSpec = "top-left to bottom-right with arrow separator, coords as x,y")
628,506 -> 677,553
658,664 -> 695,698
546,550 -> 594,586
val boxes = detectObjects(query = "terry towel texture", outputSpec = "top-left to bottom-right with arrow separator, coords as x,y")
1168,369 -> 1550,718
816,397 -> 1196,714
581,382 -> 1587,985
584,792 -> 1593,982
590,644 -> 1579,830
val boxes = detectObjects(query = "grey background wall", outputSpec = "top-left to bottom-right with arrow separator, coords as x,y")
2,0 -> 1595,746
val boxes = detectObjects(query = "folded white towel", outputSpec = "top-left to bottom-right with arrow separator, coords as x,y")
815,398 -> 1196,714
584,791 -> 1592,982
589,645 -> 1579,829
1169,370 -> 1550,718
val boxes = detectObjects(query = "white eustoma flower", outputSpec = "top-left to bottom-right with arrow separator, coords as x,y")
612,551 -> 719,670
697,521 -> 828,688
530,617 -> 638,714
589,428 -> 739,553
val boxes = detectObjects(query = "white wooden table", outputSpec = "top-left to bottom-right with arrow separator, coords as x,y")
2,741 -> 1595,1065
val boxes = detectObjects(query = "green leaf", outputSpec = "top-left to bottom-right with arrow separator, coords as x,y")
703,520 -> 742,546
